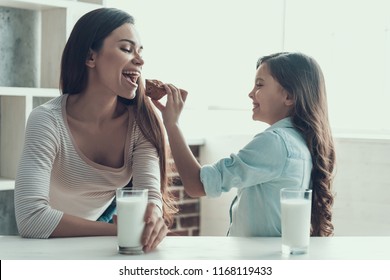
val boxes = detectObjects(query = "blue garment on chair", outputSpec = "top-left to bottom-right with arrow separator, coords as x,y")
97,198 -> 116,223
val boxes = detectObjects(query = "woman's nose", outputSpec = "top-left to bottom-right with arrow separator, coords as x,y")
133,53 -> 144,66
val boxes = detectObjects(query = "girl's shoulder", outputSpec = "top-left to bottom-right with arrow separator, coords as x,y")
266,127 -> 309,159
260,118 -> 304,144
251,119 -> 309,158
253,118 -> 294,141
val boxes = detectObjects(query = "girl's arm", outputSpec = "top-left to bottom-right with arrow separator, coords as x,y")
152,85 -> 206,197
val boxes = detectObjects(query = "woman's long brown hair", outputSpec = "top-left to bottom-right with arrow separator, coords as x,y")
60,8 -> 177,226
258,52 -> 336,236
124,82 -> 178,226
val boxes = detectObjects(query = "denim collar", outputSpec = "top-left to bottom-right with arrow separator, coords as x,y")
265,117 -> 294,131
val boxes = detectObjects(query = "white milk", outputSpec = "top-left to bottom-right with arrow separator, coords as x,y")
117,196 -> 147,249
281,198 -> 311,252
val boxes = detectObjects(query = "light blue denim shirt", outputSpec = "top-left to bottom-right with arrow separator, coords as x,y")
200,117 -> 312,237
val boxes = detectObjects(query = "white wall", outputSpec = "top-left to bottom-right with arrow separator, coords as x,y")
197,126 -> 390,236
332,138 -> 390,236
109,0 -> 390,133
108,0 -> 285,110
106,0 -> 390,236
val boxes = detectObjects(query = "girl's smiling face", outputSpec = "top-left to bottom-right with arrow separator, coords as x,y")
86,23 -> 144,100
248,63 -> 293,125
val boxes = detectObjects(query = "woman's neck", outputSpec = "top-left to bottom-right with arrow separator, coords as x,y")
66,91 -> 127,124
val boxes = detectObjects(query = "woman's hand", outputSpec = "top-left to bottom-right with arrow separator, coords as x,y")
151,84 -> 188,128
142,203 -> 168,252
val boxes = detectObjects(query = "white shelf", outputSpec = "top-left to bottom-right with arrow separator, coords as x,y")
0,87 -> 60,98
0,178 -> 15,191
0,0 -> 103,10
0,0 -> 105,180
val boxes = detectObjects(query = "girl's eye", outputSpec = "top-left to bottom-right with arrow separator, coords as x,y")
256,84 -> 263,88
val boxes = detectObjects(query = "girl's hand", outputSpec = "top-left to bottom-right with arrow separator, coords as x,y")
141,203 -> 168,253
151,84 -> 188,127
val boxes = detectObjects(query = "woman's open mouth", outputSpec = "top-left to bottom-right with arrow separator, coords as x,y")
122,70 -> 140,86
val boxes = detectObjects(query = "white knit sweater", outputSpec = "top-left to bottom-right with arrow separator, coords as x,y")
14,94 -> 162,238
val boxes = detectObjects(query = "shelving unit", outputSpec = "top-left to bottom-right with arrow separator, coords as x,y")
0,0 -> 106,189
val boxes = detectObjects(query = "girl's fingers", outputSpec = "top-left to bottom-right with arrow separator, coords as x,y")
165,84 -> 183,102
179,89 -> 188,102
151,99 -> 165,112
161,83 -> 188,105
163,84 -> 175,101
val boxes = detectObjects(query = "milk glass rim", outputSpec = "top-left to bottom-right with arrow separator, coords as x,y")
280,188 -> 312,194
116,188 -> 148,196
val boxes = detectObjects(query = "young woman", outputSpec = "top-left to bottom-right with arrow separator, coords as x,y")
153,52 -> 335,237
14,8 -> 176,252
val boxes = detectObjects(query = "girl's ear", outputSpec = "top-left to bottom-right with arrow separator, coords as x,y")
85,49 -> 96,68
284,90 -> 294,107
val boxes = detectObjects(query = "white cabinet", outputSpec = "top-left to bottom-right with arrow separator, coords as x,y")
0,0 -> 105,190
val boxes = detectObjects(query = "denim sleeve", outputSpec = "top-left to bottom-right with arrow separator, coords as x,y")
200,130 -> 288,198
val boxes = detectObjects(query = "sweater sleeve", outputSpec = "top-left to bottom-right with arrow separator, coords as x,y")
14,107 -> 63,238
131,125 -> 163,214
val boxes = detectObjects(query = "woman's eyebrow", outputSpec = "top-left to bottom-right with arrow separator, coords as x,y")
118,39 -> 135,44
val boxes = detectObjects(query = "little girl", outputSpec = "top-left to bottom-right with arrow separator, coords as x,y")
153,52 -> 335,237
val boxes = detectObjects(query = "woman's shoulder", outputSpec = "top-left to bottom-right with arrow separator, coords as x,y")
31,95 -> 64,114
27,95 -> 64,127
34,95 -> 64,112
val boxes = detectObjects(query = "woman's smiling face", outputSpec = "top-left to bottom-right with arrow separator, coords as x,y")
87,23 -> 144,100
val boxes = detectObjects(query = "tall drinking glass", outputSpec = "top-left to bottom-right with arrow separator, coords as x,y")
116,188 -> 148,255
280,188 -> 312,255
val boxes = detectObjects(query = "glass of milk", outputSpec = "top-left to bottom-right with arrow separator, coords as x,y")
280,188 -> 312,255
116,188 -> 148,255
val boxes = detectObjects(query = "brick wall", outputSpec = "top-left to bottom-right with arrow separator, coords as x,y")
168,145 -> 201,236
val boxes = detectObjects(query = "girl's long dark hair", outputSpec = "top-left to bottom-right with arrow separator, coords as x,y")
60,8 -> 177,226
258,52 -> 336,236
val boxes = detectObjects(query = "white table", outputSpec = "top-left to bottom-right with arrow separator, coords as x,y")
1,235 -> 389,260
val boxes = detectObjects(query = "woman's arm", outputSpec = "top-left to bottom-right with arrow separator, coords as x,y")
152,84 -> 205,197
51,214 -> 116,237
15,106 -> 116,238
131,124 -> 169,251
15,108 -> 63,238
